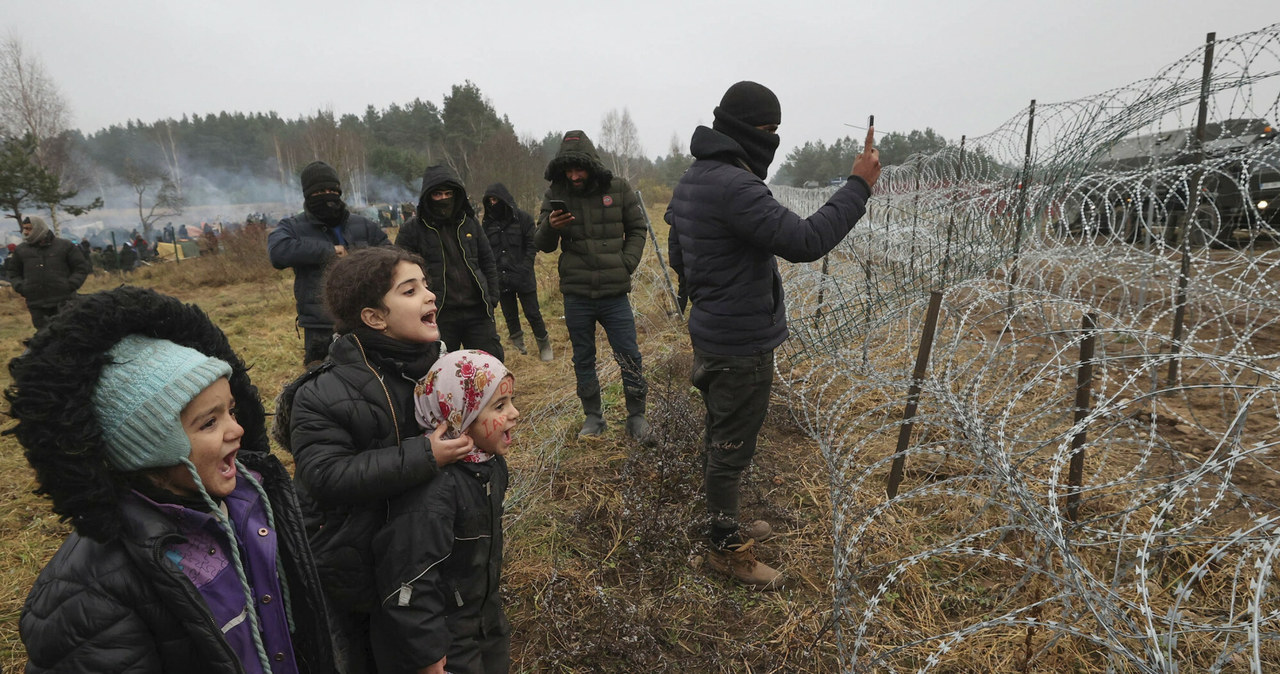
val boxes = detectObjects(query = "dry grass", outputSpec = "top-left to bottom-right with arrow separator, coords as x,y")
3,205 -> 1266,672
0,208 -> 848,673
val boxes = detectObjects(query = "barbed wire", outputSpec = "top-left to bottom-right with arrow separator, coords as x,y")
773,22 -> 1280,672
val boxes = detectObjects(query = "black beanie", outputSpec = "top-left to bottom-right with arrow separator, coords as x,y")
716,81 -> 781,127
300,161 -> 341,196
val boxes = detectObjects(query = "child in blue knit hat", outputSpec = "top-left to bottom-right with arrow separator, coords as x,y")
9,286 -> 335,673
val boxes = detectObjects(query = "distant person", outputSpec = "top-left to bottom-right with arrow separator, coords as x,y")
373,349 -> 517,674
535,130 -> 651,441
9,215 -> 91,330
395,165 -> 504,360
9,286 -> 337,673
163,222 -> 176,243
483,182 -> 552,361
665,81 -> 880,588
119,241 -> 138,273
268,160 -> 391,366
178,224 -> 190,240
102,244 -> 120,272
77,238 -> 91,261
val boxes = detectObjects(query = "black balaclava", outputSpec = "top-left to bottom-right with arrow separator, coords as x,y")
484,198 -> 510,223
300,161 -> 349,226
711,81 -> 782,180
427,196 -> 456,221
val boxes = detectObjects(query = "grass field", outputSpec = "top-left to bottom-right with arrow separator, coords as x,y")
0,208 -> 849,673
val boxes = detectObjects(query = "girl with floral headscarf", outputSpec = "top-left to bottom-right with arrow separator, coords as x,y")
371,349 -> 518,674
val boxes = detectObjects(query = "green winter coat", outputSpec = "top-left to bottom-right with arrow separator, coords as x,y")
534,130 -> 647,298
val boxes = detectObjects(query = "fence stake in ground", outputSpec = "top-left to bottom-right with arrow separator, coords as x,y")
1066,312 -> 1098,522
941,136 -> 966,288
1168,32 -> 1215,386
1007,99 -> 1036,315
634,190 -> 683,321
886,289 -> 944,499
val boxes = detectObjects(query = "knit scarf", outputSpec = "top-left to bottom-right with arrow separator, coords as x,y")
352,326 -> 438,380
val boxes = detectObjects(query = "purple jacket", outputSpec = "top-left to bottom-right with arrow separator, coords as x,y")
145,475 -> 300,674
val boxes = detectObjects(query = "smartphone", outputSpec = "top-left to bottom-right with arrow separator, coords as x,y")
549,199 -> 569,213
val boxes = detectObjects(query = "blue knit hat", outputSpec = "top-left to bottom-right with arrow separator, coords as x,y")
91,335 -> 233,471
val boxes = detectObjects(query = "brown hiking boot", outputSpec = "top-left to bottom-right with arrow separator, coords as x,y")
741,520 -> 773,542
706,539 -> 783,589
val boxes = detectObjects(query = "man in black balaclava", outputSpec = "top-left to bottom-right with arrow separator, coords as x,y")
268,160 -> 392,366
665,81 -> 881,589
483,182 -> 552,361
395,165 -> 503,360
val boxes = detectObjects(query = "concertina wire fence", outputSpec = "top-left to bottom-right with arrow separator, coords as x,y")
770,22 -> 1280,673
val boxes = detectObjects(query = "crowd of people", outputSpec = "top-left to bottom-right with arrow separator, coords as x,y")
8,81 -> 881,673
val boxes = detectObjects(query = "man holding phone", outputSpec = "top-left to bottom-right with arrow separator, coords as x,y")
535,130 -> 651,442
665,81 -> 881,589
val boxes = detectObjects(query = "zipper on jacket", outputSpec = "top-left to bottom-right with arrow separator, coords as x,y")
352,334 -> 399,434
424,220 -> 448,312
153,533 -> 248,673
456,216 -> 493,318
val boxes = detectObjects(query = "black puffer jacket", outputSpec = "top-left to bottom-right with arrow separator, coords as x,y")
534,130 -> 647,298
7,287 -> 335,674
10,232 -> 91,308
277,332 -> 444,614
268,210 -> 390,329
482,183 -> 537,294
665,125 -> 871,356
371,458 -> 509,673
394,166 -> 499,313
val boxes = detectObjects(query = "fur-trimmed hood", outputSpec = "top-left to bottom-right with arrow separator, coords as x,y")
5,286 -> 270,543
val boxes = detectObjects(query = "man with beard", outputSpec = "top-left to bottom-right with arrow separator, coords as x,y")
395,165 -> 504,360
268,161 -> 391,366
483,182 -> 552,361
665,81 -> 881,588
535,130 -> 650,442
9,214 -> 91,330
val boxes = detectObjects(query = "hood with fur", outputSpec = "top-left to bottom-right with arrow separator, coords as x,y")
5,286 -> 270,543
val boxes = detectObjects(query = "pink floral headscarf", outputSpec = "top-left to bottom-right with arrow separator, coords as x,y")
414,349 -> 511,463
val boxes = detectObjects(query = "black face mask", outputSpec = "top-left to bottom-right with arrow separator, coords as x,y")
305,192 -> 349,226
428,197 -> 455,219
484,200 -> 509,221
712,111 -> 781,180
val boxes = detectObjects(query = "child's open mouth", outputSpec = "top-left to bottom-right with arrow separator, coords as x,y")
219,449 -> 239,478
422,310 -> 437,326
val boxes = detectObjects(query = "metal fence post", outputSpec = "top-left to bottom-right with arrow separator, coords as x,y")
886,290 -> 944,498
1066,313 -> 1099,521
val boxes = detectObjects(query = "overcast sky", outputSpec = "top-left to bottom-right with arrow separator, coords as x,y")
4,1 -> 1279,169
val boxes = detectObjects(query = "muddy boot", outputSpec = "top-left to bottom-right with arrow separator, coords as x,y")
623,391 -> 654,446
536,334 -> 553,362
579,393 -> 606,437
741,520 -> 774,543
706,539 -> 783,590
510,331 -> 527,356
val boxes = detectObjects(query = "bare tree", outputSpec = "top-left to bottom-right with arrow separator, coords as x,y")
0,36 -> 68,148
154,119 -> 183,197
123,158 -> 186,240
299,108 -> 368,205
0,36 -> 94,231
599,108 -> 643,183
